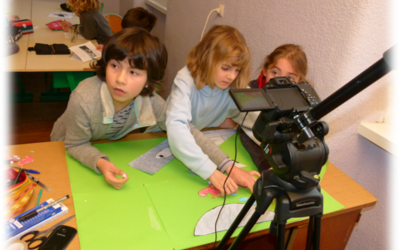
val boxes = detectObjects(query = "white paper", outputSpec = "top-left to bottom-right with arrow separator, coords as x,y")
48,12 -> 74,18
194,203 -> 275,236
68,41 -> 101,63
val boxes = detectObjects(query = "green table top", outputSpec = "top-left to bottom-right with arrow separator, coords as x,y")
66,134 -> 343,250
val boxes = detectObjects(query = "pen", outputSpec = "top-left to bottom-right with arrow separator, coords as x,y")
27,173 -> 51,192
19,195 -> 70,221
12,168 -> 23,186
63,19 -> 73,28
35,189 -> 43,206
11,166 -> 40,174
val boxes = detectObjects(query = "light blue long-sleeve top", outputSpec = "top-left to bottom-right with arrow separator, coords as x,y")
166,66 -> 259,180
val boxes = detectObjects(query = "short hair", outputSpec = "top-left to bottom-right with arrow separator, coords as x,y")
69,0 -> 101,14
186,25 -> 250,90
263,44 -> 308,82
121,7 -> 157,32
91,27 -> 167,96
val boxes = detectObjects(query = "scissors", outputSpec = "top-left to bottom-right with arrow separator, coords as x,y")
19,215 -> 75,249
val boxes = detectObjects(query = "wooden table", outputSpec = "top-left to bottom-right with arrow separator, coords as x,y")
5,132 -> 377,250
6,0 -> 97,72
6,0 -> 32,72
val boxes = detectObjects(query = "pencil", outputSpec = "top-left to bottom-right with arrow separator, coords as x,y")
35,189 -> 43,206
63,19 -> 73,28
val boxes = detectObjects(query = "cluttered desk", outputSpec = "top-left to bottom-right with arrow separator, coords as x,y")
5,131 -> 377,250
7,0 -> 98,72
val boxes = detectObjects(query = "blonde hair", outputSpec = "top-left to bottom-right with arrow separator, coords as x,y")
187,25 -> 250,90
69,0 -> 101,14
263,44 -> 308,82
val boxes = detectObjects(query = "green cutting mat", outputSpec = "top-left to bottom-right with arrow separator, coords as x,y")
66,135 -> 344,250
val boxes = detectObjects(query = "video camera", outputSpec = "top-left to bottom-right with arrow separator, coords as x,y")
219,47 -> 395,250
230,77 -> 329,190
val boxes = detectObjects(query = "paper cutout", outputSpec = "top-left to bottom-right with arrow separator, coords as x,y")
129,139 -> 174,174
202,129 -> 236,146
239,197 -> 248,202
199,183 -> 221,198
129,129 -> 244,175
18,156 -> 34,166
194,203 -> 275,236
156,147 -> 172,158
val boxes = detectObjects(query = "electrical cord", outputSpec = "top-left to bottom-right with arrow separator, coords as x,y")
200,8 -> 219,41
212,112 -> 249,249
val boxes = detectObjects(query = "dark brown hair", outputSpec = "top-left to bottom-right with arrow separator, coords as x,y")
121,7 -> 157,32
91,27 -> 167,96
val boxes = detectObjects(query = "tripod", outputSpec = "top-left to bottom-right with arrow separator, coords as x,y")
216,45 -> 395,250
216,170 -> 323,250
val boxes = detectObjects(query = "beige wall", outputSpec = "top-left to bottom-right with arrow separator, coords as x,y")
163,0 -> 394,249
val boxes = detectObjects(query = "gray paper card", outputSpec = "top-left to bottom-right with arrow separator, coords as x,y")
128,139 -> 175,174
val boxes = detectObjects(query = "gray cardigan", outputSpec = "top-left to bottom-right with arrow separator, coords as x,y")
79,11 -> 112,44
51,76 -> 231,175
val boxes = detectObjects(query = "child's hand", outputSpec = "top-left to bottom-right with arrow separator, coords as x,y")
96,158 -> 129,190
95,44 -> 104,52
218,118 -> 238,129
226,165 -> 260,193
209,170 -> 238,196
61,21 -> 70,32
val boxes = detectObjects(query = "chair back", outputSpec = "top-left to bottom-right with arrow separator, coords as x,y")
104,13 -> 123,34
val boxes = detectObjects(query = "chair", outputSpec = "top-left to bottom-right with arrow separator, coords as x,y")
40,72 -> 95,101
103,13 -> 122,34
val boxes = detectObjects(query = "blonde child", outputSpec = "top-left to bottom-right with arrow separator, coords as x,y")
61,0 -> 112,44
166,25 -> 261,196
239,44 -> 309,172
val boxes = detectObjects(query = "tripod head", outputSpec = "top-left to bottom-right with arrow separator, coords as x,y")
230,45 -> 396,190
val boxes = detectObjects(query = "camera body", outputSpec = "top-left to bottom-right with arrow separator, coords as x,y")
230,77 -> 328,189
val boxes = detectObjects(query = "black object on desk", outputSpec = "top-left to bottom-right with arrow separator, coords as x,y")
19,215 -> 75,250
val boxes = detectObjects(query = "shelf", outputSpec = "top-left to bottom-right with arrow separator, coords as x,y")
357,121 -> 395,155
145,0 -> 167,14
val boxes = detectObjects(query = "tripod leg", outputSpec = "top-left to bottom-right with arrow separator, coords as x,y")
276,222 -> 286,250
216,195 -> 255,250
228,208 -> 264,250
312,214 -> 322,250
306,214 -> 322,250
306,216 -> 314,250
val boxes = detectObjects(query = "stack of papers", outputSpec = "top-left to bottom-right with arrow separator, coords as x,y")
69,41 -> 101,62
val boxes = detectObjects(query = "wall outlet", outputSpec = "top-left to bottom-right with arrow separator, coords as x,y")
218,4 -> 224,17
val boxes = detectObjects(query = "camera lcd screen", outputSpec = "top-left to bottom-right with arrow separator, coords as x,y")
229,89 -> 274,112
268,87 -> 309,111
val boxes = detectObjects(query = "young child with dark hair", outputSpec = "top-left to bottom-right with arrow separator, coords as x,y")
61,0 -> 112,44
96,7 -> 157,52
51,28 -> 225,190
121,7 -> 156,31
51,28 -> 167,189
